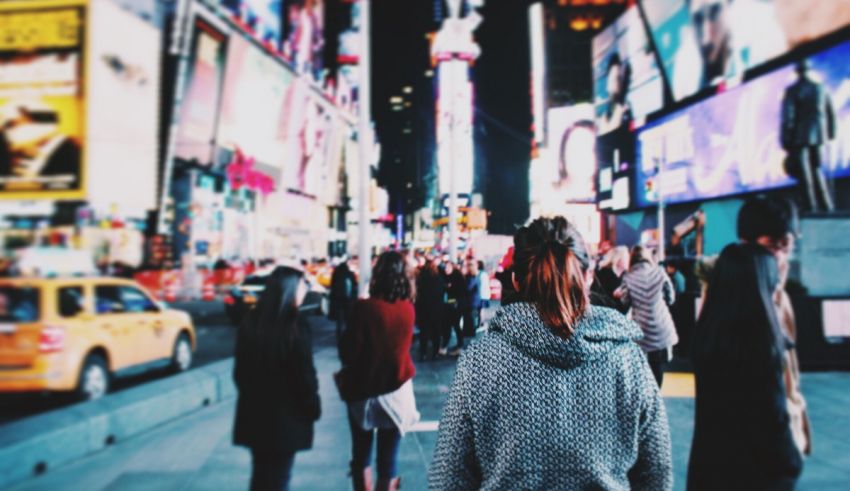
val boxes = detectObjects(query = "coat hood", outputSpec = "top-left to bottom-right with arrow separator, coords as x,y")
489,302 -> 642,369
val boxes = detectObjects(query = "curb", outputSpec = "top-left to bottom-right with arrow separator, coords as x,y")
0,359 -> 237,489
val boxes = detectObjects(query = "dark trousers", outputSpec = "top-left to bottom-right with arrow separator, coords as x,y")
792,145 -> 835,212
442,303 -> 463,349
250,448 -> 295,491
349,417 -> 402,479
418,317 -> 441,359
462,307 -> 480,337
646,349 -> 668,387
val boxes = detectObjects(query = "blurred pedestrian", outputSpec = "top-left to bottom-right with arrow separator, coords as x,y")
429,217 -> 673,490
461,259 -> 482,338
477,260 -> 490,309
441,261 -> 466,356
336,251 -> 420,491
615,245 -> 678,387
415,259 -> 447,361
665,262 -> 687,295
687,243 -> 803,490
737,196 -> 811,458
593,245 -> 630,313
233,267 -> 320,491
329,257 -> 358,356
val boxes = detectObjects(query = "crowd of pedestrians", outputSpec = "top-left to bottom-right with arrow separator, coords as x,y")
229,194 -> 811,490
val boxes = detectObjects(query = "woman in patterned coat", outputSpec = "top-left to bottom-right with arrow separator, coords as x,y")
429,216 -> 673,490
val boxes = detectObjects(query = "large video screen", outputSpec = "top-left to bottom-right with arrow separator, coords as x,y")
283,0 -> 325,82
635,38 -> 850,208
643,0 -> 850,101
174,19 -> 227,166
543,105 -> 597,204
221,0 -> 283,46
280,79 -> 333,197
0,2 -> 86,199
217,35 -> 292,173
592,5 -> 665,135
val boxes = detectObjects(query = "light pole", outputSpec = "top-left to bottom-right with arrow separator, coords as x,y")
357,0 -> 372,297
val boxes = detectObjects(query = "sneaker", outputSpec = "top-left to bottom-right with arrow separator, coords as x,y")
438,347 -> 448,356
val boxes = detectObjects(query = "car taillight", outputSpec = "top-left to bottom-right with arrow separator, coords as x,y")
39,326 -> 65,353
223,294 -> 235,305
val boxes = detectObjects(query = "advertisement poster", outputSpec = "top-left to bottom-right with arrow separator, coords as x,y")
636,38 -> 850,208
174,18 -> 227,166
643,0 -> 850,101
542,105 -> 597,205
0,1 -> 86,199
217,35 -> 292,176
221,0 -> 283,46
280,78 -> 333,197
592,5 -> 664,135
283,0 -> 325,82
87,0 -> 161,217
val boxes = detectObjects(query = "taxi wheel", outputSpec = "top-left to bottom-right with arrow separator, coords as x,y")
171,334 -> 193,373
76,354 -> 110,401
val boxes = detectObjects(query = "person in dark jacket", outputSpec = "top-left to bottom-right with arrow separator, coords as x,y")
233,266 -> 320,491
461,259 -> 482,337
430,216 -> 673,490
687,243 -> 803,490
441,261 -> 466,356
415,259 -> 446,361
329,258 -> 358,355
337,251 -> 419,491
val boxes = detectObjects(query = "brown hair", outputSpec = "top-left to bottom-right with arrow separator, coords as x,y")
369,251 -> 414,302
513,216 -> 591,337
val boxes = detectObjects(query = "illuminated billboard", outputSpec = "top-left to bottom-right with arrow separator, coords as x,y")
221,0 -> 283,46
0,1 -> 86,200
635,38 -> 850,208
217,35 -> 292,174
280,79 -> 333,196
643,0 -> 850,101
87,0 -> 161,217
592,5 -> 664,135
174,19 -> 227,166
283,0 -> 325,81
544,105 -> 597,204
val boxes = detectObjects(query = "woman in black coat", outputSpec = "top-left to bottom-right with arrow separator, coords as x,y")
233,266 -> 321,491
688,244 -> 802,490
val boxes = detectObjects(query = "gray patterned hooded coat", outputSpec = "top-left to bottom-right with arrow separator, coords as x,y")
429,302 -> 673,490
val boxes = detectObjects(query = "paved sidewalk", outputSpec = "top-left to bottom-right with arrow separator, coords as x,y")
9,315 -> 850,491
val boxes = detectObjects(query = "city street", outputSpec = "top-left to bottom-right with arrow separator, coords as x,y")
6,312 -> 850,491
0,301 -> 237,426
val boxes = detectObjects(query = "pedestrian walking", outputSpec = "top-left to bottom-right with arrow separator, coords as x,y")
336,251 -> 420,491
329,257 -> 358,356
687,243 -> 803,490
429,216 -> 673,490
233,266 -> 320,491
461,259 -> 482,337
441,262 -> 466,356
615,245 -> 678,386
416,258 -> 447,361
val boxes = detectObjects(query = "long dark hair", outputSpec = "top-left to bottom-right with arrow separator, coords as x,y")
692,243 -> 786,369
369,251 -> 414,302
241,266 -> 304,369
513,216 -> 591,337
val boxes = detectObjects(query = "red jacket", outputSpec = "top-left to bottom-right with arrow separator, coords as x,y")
336,298 -> 416,402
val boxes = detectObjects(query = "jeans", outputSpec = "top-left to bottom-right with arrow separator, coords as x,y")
349,416 -> 402,479
462,307 -> 480,337
646,348 -> 669,387
250,448 -> 295,491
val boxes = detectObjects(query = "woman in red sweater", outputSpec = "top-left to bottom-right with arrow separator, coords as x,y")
336,251 -> 420,491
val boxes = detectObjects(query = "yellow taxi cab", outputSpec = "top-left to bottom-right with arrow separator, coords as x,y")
0,277 -> 196,400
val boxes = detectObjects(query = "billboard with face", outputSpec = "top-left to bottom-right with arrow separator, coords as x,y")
283,0 -> 325,82
0,1 -> 86,200
643,0 -> 850,102
592,6 -> 665,135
